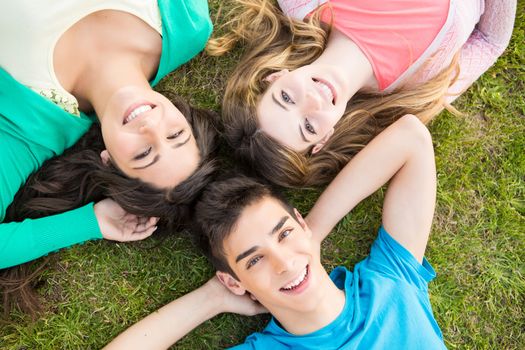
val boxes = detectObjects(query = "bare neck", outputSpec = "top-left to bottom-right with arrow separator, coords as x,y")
314,28 -> 377,101
53,9 -> 162,114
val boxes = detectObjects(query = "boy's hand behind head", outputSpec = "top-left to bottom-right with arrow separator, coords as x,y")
207,276 -> 268,316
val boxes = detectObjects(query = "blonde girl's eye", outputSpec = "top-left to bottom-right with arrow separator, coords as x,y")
134,147 -> 152,160
305,119 -> 316,135
281,91 -> 294,104
247,255 -> 262,269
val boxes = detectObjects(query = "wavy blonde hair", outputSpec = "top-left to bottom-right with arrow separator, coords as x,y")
208,0 -> 459,188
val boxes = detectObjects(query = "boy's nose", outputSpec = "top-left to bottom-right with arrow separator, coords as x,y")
272,252 -> 293,275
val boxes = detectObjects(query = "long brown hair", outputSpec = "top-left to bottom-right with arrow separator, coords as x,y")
0,93 -> 219,316
208,0 -> 459,188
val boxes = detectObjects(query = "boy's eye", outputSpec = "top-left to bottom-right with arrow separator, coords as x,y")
247,256 -> 262,269
278,229 -> 292,242
134,147 -> 152,160
305,119 -> 316,135
281,91 -> 294,104
167,130 -> 184,140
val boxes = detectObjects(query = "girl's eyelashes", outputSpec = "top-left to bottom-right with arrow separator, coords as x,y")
305,119 -> 316,135
167,130 -> 183,140
134,147 -> 152,160
281,91 -> 294,104
134,130 -> 184,161
247,255 -> 262,269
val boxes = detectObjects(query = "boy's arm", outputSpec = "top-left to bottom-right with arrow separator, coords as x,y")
104,277 -> 266,350
306,114 -> 435,262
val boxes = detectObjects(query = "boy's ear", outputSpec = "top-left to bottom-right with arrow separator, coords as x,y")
311,128 -> 335,154
216,271 -> 247,296
293,208 -> 307,229
263,69 -> 290,83
100,150 -> 111,166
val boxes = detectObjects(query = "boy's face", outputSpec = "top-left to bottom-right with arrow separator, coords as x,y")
220,196 -> 326,313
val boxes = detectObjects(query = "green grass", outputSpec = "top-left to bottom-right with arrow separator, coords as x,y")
2,1 -> 524,349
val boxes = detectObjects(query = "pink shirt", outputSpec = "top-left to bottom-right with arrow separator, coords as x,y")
279,0 -> 454,91
279,0 -> 514,102
319,0 -> 451,91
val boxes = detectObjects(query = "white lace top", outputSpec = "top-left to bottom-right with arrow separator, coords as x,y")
0,0 -> 162,116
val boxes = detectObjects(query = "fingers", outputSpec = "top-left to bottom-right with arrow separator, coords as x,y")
134,217 -> 160,234
122,216 -> 159,232
119,216 -> 159,241
127,226 -> 157,242
123,216 -> 158,233
122,224 -> 158,242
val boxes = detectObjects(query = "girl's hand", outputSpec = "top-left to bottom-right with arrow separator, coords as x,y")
94,198 -> 159,242
206,277 -> 268,316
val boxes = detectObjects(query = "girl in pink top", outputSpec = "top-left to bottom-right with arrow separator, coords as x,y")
210,0 -> 516,187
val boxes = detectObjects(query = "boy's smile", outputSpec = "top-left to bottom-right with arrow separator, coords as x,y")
279,264 -> 310,294
221,196 -> 329,314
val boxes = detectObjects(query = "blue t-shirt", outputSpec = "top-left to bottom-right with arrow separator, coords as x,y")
231,227 -> 446,350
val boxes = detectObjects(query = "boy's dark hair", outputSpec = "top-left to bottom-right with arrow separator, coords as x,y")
194,176 -> 295,279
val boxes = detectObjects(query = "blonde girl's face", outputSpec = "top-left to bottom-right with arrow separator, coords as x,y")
256,66 -> 348,153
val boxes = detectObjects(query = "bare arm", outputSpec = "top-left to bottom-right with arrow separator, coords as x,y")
306,114 -> 436,262
104,277 -> 266,350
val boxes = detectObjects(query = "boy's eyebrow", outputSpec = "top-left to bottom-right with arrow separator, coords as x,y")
235,216 -> 289,263
271,216 -> 288,236
235,246 -> 259,263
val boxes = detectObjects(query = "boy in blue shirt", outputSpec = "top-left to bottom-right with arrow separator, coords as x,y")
106,115 -> 446,349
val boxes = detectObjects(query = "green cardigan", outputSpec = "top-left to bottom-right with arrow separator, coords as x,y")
0,0 -> 212,269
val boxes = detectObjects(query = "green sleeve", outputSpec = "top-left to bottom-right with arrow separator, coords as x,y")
0,133 -> 103,269
0,203 -> 103,269
0,69 -> 101,268
151,0 -> 213,85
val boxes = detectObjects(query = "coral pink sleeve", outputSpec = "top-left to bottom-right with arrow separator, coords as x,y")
446,0 -> 516,103
410,0 -> 516,103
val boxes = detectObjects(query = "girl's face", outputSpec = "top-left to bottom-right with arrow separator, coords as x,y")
99,86 -> 200,189
256,66 -> 349,153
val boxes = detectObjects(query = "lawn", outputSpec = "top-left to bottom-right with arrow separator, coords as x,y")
1,1 -> 524,349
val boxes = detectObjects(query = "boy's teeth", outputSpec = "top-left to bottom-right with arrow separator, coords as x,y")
282,267 -> 308,290
126,105 -> 152,123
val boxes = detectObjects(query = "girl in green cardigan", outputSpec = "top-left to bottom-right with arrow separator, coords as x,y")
0,0 -> 218,312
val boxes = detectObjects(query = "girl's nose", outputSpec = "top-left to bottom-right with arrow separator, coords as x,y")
301,90 -> 322,112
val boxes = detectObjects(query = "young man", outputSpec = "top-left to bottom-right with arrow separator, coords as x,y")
105,115 -> 445,349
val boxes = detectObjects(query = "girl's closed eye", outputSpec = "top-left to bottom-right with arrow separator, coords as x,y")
167,130 -> 184,140
134,146 -> 152,160
247,255 -> 263,269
